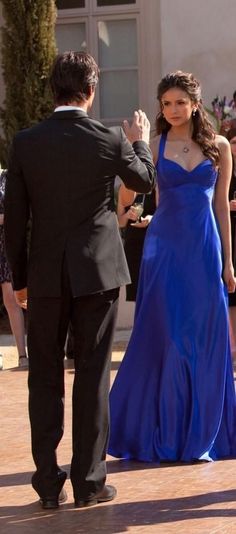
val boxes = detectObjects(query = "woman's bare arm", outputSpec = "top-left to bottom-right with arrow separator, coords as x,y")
214,135 -> 235,292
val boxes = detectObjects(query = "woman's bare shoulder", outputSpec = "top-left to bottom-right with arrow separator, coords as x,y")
150,135 -> 161,164
215,134 -> 230,151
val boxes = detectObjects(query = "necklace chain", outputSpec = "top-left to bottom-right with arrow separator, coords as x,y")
169,138 -> 192,154
168,135 -> 193,155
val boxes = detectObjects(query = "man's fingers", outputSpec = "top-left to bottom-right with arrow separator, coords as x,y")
123,119 -> 129,135
133,111 -> 139,124
137,110 -> 150,129
123,110 -> 150,144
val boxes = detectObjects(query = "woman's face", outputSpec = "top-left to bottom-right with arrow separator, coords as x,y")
229,136 -> 236,159
161,87 -> 196,127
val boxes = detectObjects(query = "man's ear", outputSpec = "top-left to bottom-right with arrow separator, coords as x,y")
86,85 -> 96,110
87,85 -> 95,97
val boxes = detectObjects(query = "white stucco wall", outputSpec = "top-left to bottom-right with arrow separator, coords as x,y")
160,0 -> 236,106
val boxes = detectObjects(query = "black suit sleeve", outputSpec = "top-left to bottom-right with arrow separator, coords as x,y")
4,137 -> 30,290
116,127 -> 156,193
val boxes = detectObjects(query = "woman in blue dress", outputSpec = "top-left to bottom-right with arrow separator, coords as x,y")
109,71 -> 236,462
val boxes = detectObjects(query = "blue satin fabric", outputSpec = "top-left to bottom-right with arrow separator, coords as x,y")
109,134 -> 236,462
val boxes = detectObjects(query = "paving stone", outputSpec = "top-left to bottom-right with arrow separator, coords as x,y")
0,335 -> 236,533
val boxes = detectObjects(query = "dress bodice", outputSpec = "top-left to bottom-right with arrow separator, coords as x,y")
149,134 -> 222,261
156,134 -> 218,212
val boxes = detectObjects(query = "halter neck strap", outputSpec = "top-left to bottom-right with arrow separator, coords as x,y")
158,133 -> 167,160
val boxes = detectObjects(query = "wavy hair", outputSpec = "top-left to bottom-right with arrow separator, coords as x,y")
227,127 -> 236,177
226,127 -> 236,143
155,71 -> 219,167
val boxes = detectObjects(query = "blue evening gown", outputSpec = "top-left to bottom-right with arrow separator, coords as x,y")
109,133 -> 236,462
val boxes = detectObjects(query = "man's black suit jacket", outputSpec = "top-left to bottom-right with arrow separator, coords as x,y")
4,110 -> 155,297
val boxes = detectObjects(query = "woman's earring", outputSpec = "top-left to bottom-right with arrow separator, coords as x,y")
193,109 -> 196,116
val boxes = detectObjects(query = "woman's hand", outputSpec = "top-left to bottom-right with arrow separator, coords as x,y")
131,215 -> 152,227
14,288 -> 27,309
126,206 -> 141,222
223,264 -> 236,293
229,199 -> 236,211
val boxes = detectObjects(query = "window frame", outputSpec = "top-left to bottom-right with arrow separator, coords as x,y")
56,0 -> 86,11
92,12 -> 140,123
92,0 -> 139,15
55,0 -> 161,127
56,0 -> 139,17
56,0 -> 88,18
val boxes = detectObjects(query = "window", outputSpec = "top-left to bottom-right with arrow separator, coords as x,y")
97,0 -> 135,5
98,19 -> 138,119
56,3 -> 139,122
55,1 -> 161,124
56,23 -> 87,53
56,0 -> 85,8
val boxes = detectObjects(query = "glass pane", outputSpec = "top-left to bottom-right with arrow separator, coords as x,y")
98,19 -> 137,68
56,0 -> 85,8
97,0 -> 135,5
56,23 -> 86,53
100,70 -> 138,118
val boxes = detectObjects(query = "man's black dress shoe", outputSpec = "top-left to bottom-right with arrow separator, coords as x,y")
40,488 -> 67,510
74,484 -> 117,508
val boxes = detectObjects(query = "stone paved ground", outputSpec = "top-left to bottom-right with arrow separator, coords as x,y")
0,333 -> 236,533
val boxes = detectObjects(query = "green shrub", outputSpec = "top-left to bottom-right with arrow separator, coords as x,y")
0,0 -> 57,166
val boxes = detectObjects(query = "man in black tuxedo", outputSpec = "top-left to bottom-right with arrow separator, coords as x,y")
4,51 -> 155,509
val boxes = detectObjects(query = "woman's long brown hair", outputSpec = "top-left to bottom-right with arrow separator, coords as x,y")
155,71 -> 220,167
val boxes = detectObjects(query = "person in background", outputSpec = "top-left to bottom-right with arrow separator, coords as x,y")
226,127 -> 236,359
4,51 -> 155,510
109,70 -> 236,463
117,185 -> 157,302
0,169 -> 27,368
64,187 -> 157,358
230,90 -> 236,110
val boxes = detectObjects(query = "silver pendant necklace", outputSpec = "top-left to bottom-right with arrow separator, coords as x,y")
183,146 -> 190,153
